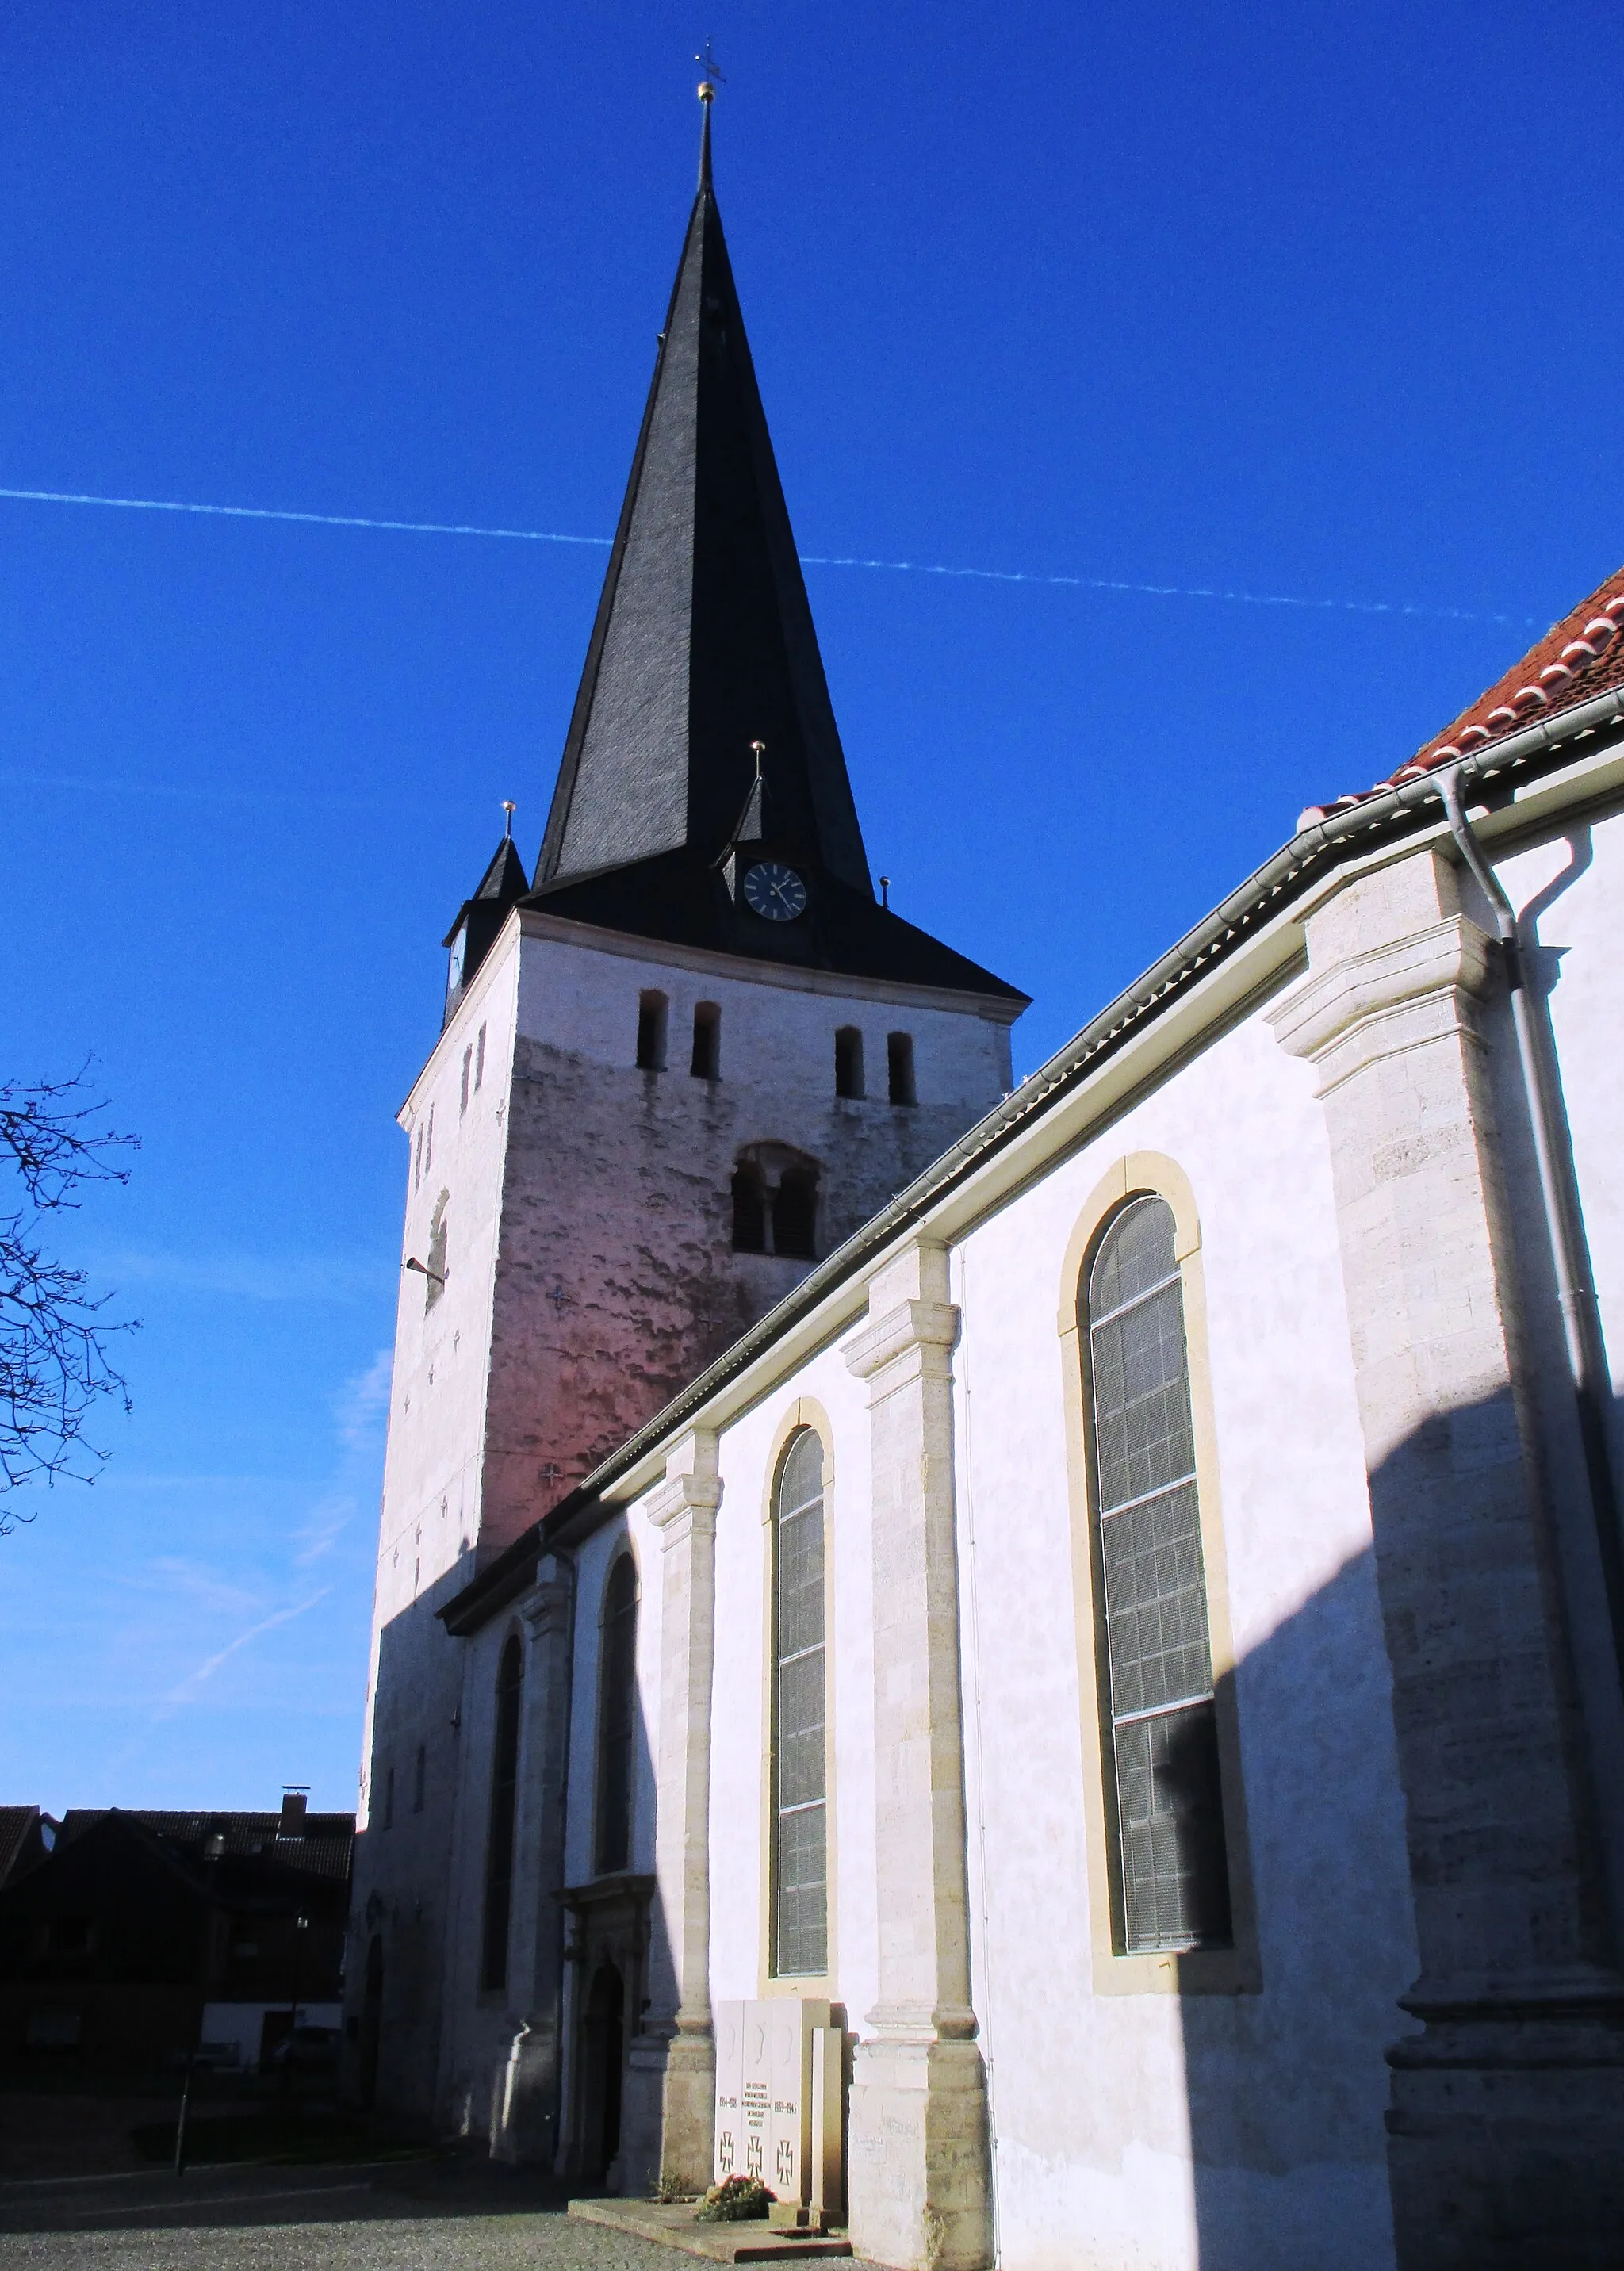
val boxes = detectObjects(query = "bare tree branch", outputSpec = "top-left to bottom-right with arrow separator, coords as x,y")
1,1065 -> 140,1534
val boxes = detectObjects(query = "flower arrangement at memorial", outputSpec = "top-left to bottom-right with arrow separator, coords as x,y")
695,2176 -> 775,2222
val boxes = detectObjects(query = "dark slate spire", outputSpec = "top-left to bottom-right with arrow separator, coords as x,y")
525,98 -> 1026,1012
534,94 -> 871,898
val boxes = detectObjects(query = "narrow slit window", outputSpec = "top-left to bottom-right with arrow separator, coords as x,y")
382,1765 -> 395,1831
480,1635 -> 523,1990
412,1744 -> 427,1814
834,1027 -> 864,1099
413,1125 -> 423,1193
594,1555 -> 640,1875
474,1023 -> 487,1091
691,1001 -> 721,1080
887,1032 -> 916,1106
772,1427 -> 828,1976
460,1046 -> 472,1115
636,991 -> 668,1071
1086,1196 -> 1232,1955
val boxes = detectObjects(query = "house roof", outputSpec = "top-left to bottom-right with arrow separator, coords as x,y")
0,1806 -> 48,1886
1305,566 -> 1624,821
56,1809 -> 354,1892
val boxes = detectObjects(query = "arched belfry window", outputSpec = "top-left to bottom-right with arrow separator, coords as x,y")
480,1633 -> 523,1990
594,1553 -> 639,1876
1086,1196 -> 1232,1954
772,1427 -> 829,1976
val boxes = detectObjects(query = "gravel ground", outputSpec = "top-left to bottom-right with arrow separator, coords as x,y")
0,2158 -> 678,2270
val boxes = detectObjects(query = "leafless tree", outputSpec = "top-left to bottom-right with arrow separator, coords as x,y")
2,1067 -> 139,1532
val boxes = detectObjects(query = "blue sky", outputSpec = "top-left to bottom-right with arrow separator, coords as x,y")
4,2 -> 1621,1814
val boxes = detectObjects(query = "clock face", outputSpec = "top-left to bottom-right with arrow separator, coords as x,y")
741,861 -> 807,922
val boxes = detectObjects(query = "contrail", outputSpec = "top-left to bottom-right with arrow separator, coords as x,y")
0,484 -> 1536,629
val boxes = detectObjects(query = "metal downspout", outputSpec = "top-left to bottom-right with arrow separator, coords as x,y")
1438,766 -> 1624,1687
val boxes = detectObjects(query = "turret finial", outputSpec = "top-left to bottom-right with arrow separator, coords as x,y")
502,799 -> 515,840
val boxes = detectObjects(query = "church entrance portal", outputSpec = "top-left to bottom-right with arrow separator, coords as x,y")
579,1959 -> 625,2179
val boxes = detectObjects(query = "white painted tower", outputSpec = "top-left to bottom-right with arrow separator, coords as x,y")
350,99 -> 1025,2138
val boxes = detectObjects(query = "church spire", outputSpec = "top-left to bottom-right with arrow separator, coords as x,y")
534,86 -> 872,899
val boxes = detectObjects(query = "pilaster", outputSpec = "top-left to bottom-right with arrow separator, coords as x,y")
618,1431 -> 722,2196
492,1562 -> 573,2164
843,1241 -> 991,2271
1272,845 -> 1624,2267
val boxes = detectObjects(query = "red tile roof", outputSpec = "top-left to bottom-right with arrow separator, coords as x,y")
1304,565 -> 1624,821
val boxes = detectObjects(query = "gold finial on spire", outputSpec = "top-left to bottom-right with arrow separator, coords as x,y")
695,39 -> 722,186
502,799 -> 515,839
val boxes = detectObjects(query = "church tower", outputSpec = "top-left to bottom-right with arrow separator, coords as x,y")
354,94 -> 1025,2125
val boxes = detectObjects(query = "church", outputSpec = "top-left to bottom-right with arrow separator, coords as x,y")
350,88 -> 1624,2271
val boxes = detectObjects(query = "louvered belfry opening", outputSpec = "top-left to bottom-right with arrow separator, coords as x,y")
772,1426 -> 828,1976
1086,1197 -> 1232,1953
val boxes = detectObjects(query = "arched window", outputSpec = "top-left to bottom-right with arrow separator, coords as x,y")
1086,1196 -> 1231,1954
594,1554 -> 639,1875
480,1634 -> 523,1990
772,1427 -> 828,1975
730,1146 -> 819,1260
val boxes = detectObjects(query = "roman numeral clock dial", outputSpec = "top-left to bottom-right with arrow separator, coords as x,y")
742,861 -> 807,921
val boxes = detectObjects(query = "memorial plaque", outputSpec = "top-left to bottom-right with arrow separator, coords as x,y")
810,2025 -> 844,2219
767,1997 -> 831,2206
741,2001 -> 771,2184
712,2002 -> 744,2183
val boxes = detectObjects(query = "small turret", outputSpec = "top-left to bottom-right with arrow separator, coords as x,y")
442,814 -> 529,1025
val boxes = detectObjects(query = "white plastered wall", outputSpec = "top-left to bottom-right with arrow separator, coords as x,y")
949,1004 -> 1415,2270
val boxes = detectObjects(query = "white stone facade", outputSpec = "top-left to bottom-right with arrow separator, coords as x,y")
354,728 -> 1624,2269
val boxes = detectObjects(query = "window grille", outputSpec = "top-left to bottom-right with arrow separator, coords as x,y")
594,1555 -> 639,1875
1087,1196 -> 1231,1953
480,1635 -> 523,1990
772,1427 -> 828,1975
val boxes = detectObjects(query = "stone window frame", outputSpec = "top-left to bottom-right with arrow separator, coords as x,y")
756,1396 -> 839,1998
1057,1151 -> 1261,1997
592,1542 -> 642,1879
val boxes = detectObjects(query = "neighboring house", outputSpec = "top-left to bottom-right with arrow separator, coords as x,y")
0,1793 -> 353,2070
351,90 -> 1624,2271
0,1807 -> 55,1887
